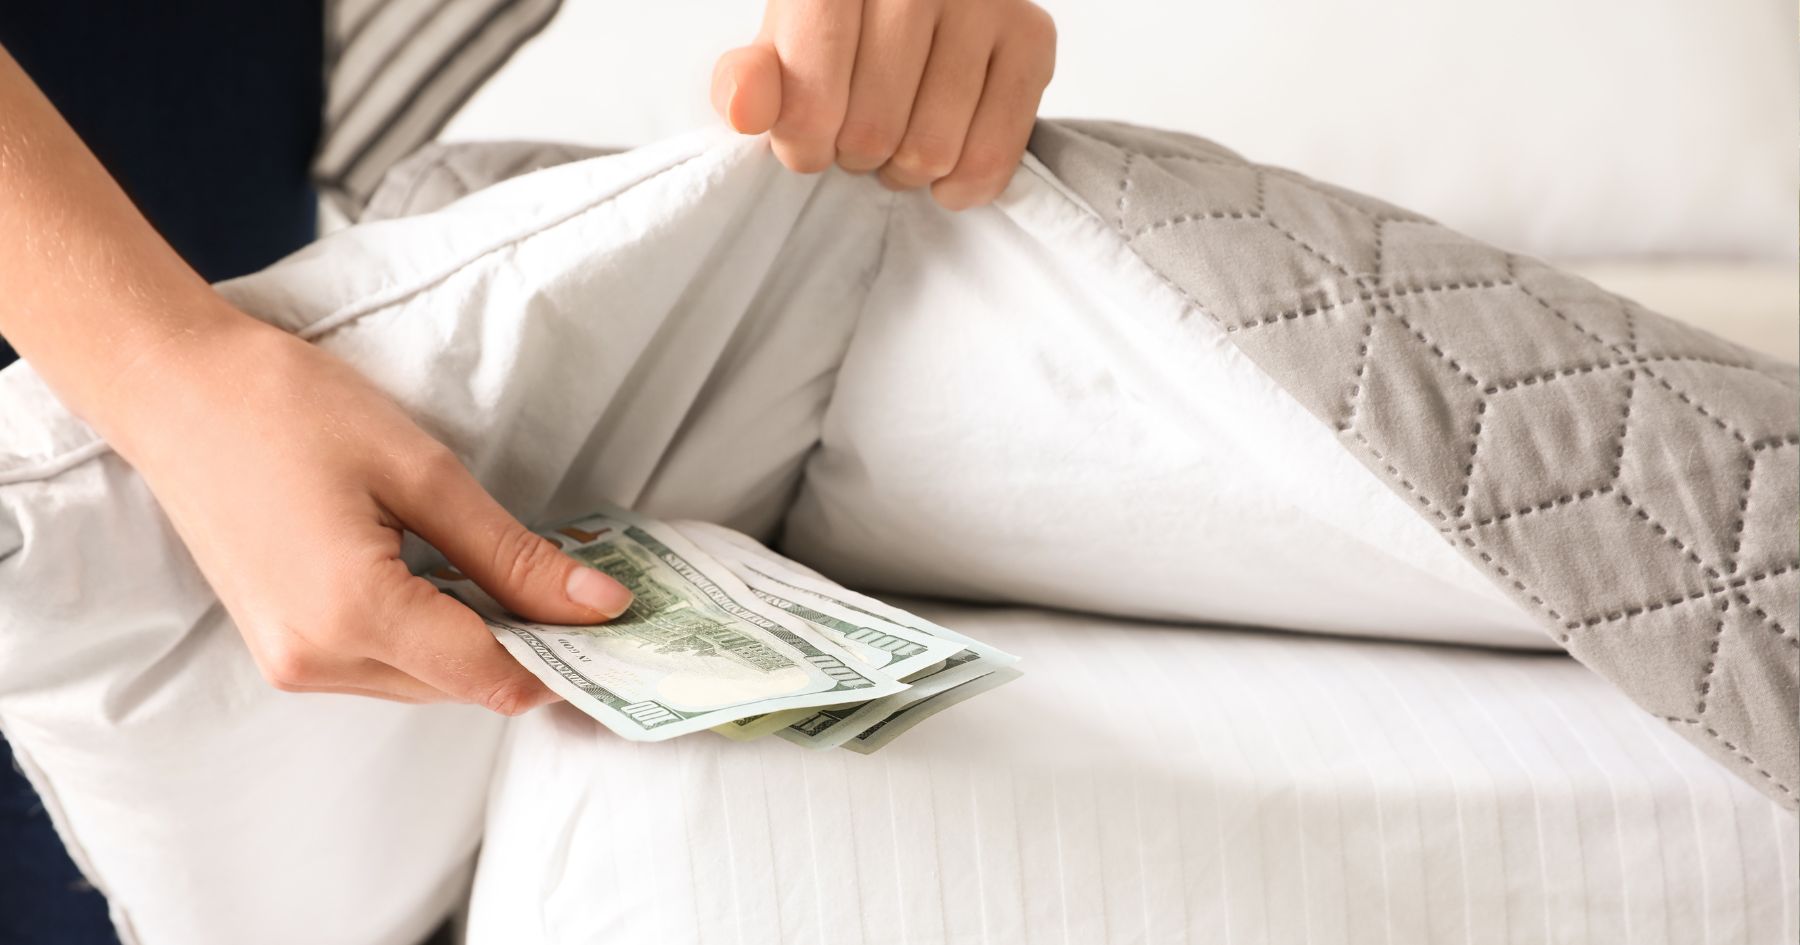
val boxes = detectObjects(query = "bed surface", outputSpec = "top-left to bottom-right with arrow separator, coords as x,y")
470,603 -> 1797,945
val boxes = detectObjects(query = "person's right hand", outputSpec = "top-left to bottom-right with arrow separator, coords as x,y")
104,313 -> 634,713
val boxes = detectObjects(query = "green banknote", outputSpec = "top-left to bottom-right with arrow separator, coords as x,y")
676,520 -> 1021,750
424,509 -> 907,741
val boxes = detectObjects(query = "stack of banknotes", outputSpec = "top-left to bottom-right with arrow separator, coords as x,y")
423,508 -> 1020,753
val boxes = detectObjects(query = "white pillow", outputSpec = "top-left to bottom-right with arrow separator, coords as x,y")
776,157 -> 1540,647
444,0 -> 1798,259
0,133 -> 855,945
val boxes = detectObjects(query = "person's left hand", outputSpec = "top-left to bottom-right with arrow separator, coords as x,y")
711,0 -> 1056,210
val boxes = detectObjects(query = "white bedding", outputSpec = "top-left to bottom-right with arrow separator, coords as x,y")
1,131 -> 1787,943
470,603 -> 1798,945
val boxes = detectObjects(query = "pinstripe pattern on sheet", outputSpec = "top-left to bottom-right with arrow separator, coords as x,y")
470,603 -> 1797,945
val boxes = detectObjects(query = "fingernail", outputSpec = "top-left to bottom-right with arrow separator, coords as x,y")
724,77 -> 743,130
566,566 -> 633,620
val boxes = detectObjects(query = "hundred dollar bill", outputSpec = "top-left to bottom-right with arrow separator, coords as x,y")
777,649 -> 995,750
780,625 -> 1021,751
673,520 -> 1020,748
679,522 -> 967,673
678,520 -> 977,740
842,667 -> 1023,754
423,509 -> 908,742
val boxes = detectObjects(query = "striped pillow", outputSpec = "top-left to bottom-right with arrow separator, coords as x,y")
315,0 -> 562,215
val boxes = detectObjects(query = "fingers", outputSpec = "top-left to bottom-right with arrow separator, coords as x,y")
247,554 -> 561,716
765,0 -> 864,173
254,631 -> 456,703
725,0 -> 1056,207
375,573 -> 562,716
712,43 -> 782,134
834,0 -> 937,173
876,9 -> 994,192
383,446 -> 632,625
270,668 -> 450,704
928,13 -> 1054,210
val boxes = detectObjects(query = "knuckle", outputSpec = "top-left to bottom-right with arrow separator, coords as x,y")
954,146 -> 1017,186
775,137 -> 837,174
491,527 -> 564,591
372,568 -> 443,632
478,678 -> 541,717
890,136 -> 960,181
1018,3 -> 1057,48
774,109 -> 844,170
834,120 -> 901,166
401,441 -> 466,494
778,109 -> 837,142
260,644 -> 322,692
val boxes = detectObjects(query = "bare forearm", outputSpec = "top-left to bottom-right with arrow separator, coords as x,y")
0,44 -> 260,446
0,44 -> 628,714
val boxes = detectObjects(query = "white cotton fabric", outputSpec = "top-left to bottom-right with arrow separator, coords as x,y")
470,603 -> 1799,945
0,130 -> 1630,943
780,174 -> 1541,645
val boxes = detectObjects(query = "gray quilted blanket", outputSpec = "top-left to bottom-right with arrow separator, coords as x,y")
372,121 -> 1800,807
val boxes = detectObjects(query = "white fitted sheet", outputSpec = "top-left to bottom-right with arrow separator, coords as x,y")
470,602 -> 1797,945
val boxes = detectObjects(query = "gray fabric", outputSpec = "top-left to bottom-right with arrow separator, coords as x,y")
1032,120 -> 1799,808
316,0 -> 564,215
367,123 -> 1800,806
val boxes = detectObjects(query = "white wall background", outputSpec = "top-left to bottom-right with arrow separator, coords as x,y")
444,0 -> 1799,261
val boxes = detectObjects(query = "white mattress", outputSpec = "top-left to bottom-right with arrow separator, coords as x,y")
470,603 -> 1797,945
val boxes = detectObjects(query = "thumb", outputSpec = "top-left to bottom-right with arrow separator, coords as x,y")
711,42 -> 782,134
387,452 -> 633,625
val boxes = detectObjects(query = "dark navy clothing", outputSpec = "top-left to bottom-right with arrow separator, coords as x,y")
0,0 -> 323,370
0,745 -> 117,945
0,3 -> 324,941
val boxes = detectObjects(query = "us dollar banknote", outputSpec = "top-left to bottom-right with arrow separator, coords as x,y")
840,666 -> 1024,754
675,520 -> 1021,750
423,508 -> 908,741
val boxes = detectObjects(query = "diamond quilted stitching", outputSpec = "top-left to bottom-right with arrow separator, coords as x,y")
1571,594 -> 1725,718
1639,360 -> 1799,446
1116,157 -> 1263,234
1029,119 -> 1800,806
1628,302 -> 1787,369
1131,218 -> 1356,323
1258,173 -> 1382,278
1377,222 -> 1512,290
1387,282 -> 1619,383
1459,369 -> 1631,521
1482,489 -> 1717,618
1229,298 -> 1378,427
1732,573 -> 1799,646
1613,377 -> 1758,576
1692,603 -> 1800,791
1509,261 -> 1638,352
1345,315 -> 1485,517
1733,444 -> 1800,577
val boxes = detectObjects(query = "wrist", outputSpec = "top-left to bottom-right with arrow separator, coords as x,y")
79,301 -> 283,462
